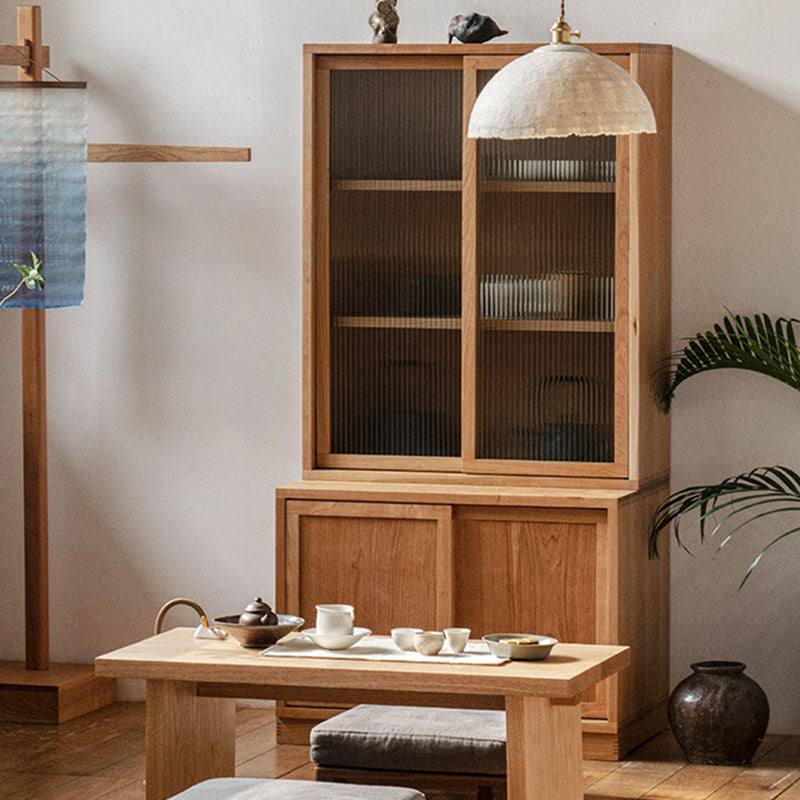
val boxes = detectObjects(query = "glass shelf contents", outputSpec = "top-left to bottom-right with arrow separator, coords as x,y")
480,274 -> 614,321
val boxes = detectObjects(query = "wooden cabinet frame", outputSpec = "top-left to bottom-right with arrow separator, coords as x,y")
275,481 -> 670,760
283,42 -> 672,761
302,43 -> 671,486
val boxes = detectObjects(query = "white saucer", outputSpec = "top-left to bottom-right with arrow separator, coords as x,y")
302,627 -> 371,650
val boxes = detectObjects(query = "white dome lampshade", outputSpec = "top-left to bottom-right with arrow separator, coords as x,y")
467,14 -> 657,139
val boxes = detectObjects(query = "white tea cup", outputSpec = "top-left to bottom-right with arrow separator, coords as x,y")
413,630 -> 444,656
444,627 -> 470,654
315,604 -> 354,635
391,627 -> 423,651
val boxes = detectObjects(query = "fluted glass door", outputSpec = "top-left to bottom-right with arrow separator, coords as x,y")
468,67 -> 625,475
324,67 -> 462,465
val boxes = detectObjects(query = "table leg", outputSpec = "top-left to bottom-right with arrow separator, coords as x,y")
146,679 -> 236,800
505,694 -> 583,800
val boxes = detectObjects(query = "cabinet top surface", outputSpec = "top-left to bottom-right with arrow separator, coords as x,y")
95,628 -> 630,699
304,42 -> 672,56
277,479 -> 650,506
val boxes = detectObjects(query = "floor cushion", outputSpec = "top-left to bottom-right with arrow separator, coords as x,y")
310,705 -> 507,775
166,777 -> 426,799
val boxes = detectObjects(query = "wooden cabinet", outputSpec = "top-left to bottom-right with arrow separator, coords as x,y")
276,482 -> 670,760
277,42 -> 672,760
304,43 -> 671,483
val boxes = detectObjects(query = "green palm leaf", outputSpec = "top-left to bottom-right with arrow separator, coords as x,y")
654,312 -> 800,413
649,465 -> 800,586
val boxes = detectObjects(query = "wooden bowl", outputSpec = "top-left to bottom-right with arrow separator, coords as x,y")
213,614 -> 304,648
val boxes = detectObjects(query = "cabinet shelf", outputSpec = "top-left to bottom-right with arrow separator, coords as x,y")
481,319 -> 615,333
333,316 -> 461,330
482,180 -> 615,194
331,179 -> 614,194
332,179 -> 462,192
332,316 -> 615,332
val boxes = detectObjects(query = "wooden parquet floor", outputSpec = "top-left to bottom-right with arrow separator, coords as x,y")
1,702 -> 799,800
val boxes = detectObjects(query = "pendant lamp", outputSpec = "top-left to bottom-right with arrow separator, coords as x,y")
467,1 -> 656,139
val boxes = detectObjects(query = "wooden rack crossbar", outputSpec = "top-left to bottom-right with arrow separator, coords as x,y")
88,144 -> 251,162
0,42 -> 48,67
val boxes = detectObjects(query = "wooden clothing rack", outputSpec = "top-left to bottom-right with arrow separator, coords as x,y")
0,5 -> 250,723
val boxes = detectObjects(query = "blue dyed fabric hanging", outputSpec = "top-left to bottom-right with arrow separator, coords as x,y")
0,81 -> 87,308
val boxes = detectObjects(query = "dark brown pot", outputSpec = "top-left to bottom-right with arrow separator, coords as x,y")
669,661 -> 769,765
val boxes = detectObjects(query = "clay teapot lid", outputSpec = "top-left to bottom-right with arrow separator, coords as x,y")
244,597 -> 272,614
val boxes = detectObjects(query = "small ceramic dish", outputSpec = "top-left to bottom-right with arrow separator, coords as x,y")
303,627 -> 372,650
213,614 -> 304,649
483,633 -> 558,660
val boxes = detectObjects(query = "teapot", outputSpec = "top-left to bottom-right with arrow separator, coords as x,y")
238,597 -> 279,627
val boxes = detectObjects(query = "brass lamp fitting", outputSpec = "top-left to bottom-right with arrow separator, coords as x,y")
551,16 -> 580,44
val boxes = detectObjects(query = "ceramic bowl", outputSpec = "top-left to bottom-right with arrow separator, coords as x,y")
482,633 -> 558,661
213,614 -> 304,649
303,627 -> 371,650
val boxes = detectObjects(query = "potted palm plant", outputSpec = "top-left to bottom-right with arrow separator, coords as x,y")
647,311 -> 799,763
649,310 -> 800,585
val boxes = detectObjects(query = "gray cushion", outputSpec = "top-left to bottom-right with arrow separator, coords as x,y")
167,778 -> 425,800
310,705 -> 507,775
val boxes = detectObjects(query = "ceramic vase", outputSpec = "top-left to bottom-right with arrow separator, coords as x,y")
668,661 -> 769,765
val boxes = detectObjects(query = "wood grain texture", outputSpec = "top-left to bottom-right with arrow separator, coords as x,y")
145,680 -> 235,800
283,500 -> 456,632
18,2 -> 48,674
275,482 -> 669,757
21,310 -> 48,669
5,702 -> 796,800
0,43 -> 49,68
0,662 -> 115,723
506,694 -> 584,800
87,144 -> 250,162
305,43 -> 671,57
629,49 -> 673,486
97,629 -> 627,800
453,505 -> 607,716
17,6 -> 42,80
95,628 -> 630,702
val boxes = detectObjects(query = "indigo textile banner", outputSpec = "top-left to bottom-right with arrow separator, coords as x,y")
0,82 -> 87,308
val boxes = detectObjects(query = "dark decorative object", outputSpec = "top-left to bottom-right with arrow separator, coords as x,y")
669,661 -> 769,765
447,13 -> 508,44
369,0 -> 399,43
239,597 -> 279,626
214,612 -> 304,648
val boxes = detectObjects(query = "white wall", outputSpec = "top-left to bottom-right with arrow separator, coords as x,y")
1,1 -> 799,732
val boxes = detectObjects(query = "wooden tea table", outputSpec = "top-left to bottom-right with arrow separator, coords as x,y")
95,629 -> 630,800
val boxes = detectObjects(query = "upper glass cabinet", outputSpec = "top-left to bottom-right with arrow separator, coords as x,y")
305,45 -> 671,483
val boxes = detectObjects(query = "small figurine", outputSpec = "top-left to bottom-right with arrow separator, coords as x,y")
369,0 -> 399,44
447,12 -> 508,44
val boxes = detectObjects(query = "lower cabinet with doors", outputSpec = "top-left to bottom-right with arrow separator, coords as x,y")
274,480 -> 669,761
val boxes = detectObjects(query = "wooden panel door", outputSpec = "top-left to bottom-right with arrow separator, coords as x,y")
284,501 -> 453,633
453,505 -> 610,717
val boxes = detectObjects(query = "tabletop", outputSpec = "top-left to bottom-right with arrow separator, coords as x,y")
95,628 -> 630,701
